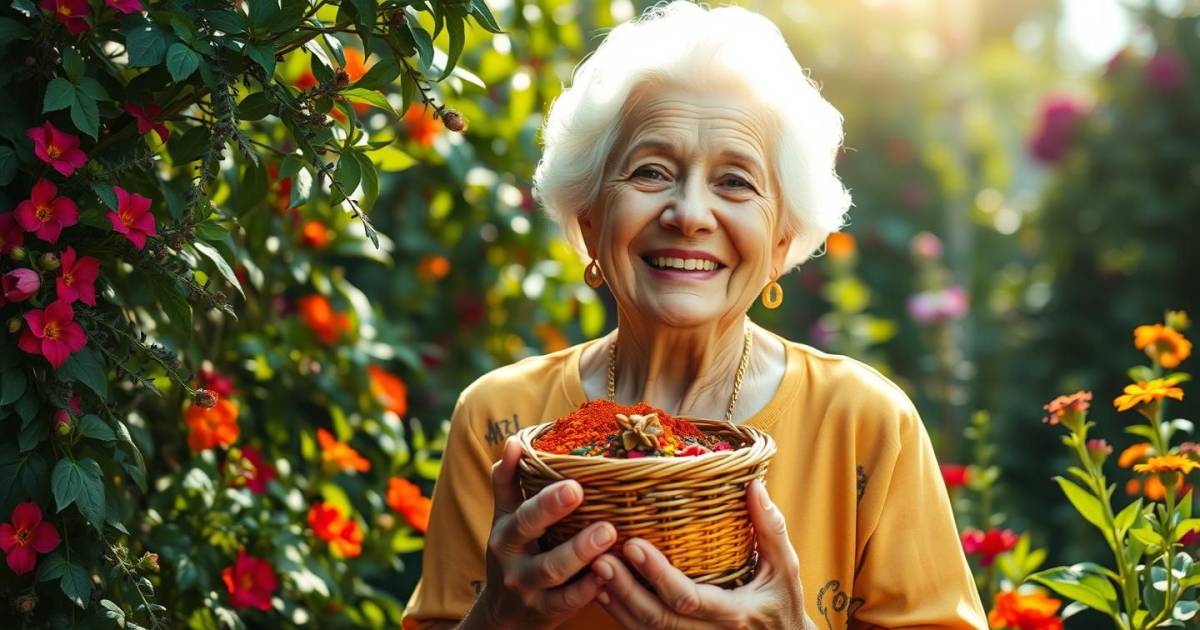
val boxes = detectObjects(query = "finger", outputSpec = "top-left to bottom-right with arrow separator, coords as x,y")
491,437 -> 525,517
544,571 -> 608,617
592,552 -> 678,629
621,538 -> 737,616
501,479 -> 583,548
597,585 -> 645,629
524,521 -> 618,589
747,479 -> 800,579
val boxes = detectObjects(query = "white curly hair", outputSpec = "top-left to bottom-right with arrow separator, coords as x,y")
531,0 -> 852,272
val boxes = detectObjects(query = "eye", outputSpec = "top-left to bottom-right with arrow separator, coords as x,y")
722,175 -> 752,190
633,166 -> 668,181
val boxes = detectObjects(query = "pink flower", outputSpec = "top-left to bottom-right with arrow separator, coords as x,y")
18,300 -> 87,369
0,214 -> 23,255
39,0 -> 90,34
1,268 -> 40,305
15,179 -> 78,244
0,502 -> 61,576
1029,95 -> 1088,164
910,231 -> 943,260
105,0 -> 142,14
221,549 -> 277,610
907,285 -> 969,325
1145,50 -> 1187,93
26,121 -> 87,177
56,246 -> 100,306
106,186 -> 157,250
53,395 -> 82,435
237,445 -> 277,495
122,102 -> 169,142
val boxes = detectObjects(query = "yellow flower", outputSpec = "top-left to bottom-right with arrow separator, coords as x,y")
1113,379 -> 1184,412
1133,454 -> 1200,476
1133,323 -> 1192,369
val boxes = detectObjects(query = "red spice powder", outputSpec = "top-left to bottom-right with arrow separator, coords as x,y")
533,400 -> 708,455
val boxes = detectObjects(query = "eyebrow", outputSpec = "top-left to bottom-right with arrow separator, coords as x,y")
626,138 -> 766,181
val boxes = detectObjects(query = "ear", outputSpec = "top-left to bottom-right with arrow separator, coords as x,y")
578,204 -> 601,259
769,228 -> 795,279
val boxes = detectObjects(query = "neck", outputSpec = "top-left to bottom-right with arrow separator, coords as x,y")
611,313 -> 753,419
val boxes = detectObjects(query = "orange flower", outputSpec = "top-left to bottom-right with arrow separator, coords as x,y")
1041,390 -> 1092,426
386,477 -> 432,533
367,365 -> 408,417
185,399 -> 239,452
416,254 -> 450,281
535,323 -> 569,352
317,428 -> 370,473
1134,323 -> 1192,368
307,502 -> 364,558
1118,443 -> 1153,468
301,221 -> 330,248
825,232 -> 856,259
1113,379 -> 1184,412
1126,474 -> 1187,501
1134,454 -> 1200,476
297,295 -> 352,344
988,589 -> 1063,630
402,104 -> 443,147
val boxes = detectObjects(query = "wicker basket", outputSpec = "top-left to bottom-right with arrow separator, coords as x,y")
515,418 -> 777,588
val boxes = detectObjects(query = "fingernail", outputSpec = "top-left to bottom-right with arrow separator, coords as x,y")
626,541 -> 646,565
557,484 -> 578,507
592,525 -> 615,547
595,559 -> 614,580
598,590 -> 611,605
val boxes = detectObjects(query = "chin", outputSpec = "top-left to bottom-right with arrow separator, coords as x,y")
637,295 -> 723,328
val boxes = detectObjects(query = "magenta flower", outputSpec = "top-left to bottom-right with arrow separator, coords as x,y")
907,286 -> 969,325
107,186 -> 157,250
0,502 -> 61,576
15,179 -> 78,244
1029,95 -> 1088,164
53,395 -> 82,435
122,102 -> 169,142
1,268 -> 40,306
0,214 -> 23,255
39,0 -> 90,34
105,0 -> 142,14
57,246 -> 100,306
1145,50 -> 1188,93
18,300 -> 87,369
26,121 -> 87,177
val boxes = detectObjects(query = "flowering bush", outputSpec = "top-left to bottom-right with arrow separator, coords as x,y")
1026,312 -> 1197,627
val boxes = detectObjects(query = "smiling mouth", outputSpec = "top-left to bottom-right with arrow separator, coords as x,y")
641,255 -> 726,272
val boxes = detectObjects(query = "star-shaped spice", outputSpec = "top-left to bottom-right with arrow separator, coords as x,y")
615,412 -> 663,452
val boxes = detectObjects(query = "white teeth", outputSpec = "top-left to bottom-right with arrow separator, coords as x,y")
648,257 -> 719,271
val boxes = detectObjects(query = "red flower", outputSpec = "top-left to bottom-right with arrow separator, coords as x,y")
236,445 -> 277,494
39,0 -> 90,34
107,185 -> 157,250
297,295 -> 352,344
1029,95 -> 1087,164
105,0 -> 142,14
0,502 -> 61,575
18,300 -> 86,368
308,502 -> 364,558
367,364 -> 408,417
940,464 -> 970,489
56,246 -> 100,306
402,104 -> 443,147
0,213 -> 23,255
1,268 -> 39,305
122,102 -> 169,142
221,549 -> 277,610
1145,50 -> 1187,93
26,121 -> 87,176
15,179 -> 78,244
198,366 -> 236,398
961,527 -> 1018,567
386,477 -> 432,533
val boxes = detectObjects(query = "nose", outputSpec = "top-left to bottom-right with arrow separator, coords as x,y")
659,171 -> 718,237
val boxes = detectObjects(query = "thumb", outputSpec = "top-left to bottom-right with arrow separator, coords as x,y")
491,436 -> 524,518
747,479 -> 799,575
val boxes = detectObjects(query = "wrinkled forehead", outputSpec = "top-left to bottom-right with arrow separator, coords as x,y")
606,79 -> 779,178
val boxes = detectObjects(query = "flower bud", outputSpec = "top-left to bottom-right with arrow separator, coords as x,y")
334,70 -> 351,88
193,388 -> 218,409
53,410 -> 74,437
38,252 -> 59,271
1,268 -> 39,303
375,513 -> 396,531
6,317 -> 22,333
1086,439 -> 1113,466
440,108 -> 468,132
9,246 -> 25,261
137,552 -> 160,573
1166,310 -> 1191,331
14,593 -> 36,614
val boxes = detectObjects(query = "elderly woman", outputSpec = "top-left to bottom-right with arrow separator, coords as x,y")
403,3 -> 986,629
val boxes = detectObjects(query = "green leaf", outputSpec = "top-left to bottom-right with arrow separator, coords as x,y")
1029,563 -> 1120,614
57,346 -> 107,399
1130,523 -> 1163,548
14,387 -> 38,423
202,9 -> 246,35
78,415 -> 116,443
75,77 -> 109,101
355,56 -> 400,90
1129,366 -> 1156,382
43,78 -> 75,113
193,241 -> 245,299
407,21 -> 434,73
52,458 -> 106,533
169,124 -> 211,164
1124,424 -> 1158,442
1054,476 -> 1109,533
61,45 -> 84,81
437,10 -> 465,81
123,15 -> 172,67
341,88 -> 395,114
19,412 -> 48,452
113,422 -> 147,492
149,276 -> 193,335
368,144 -> 415,172
246,42 -> 276,78
0,146 -> 16,186
237,92 -> 275,120
332,154 -> 361,204
0,17 -> 32,48
0,447 -> 49,515
194,220 -> 230,241
353,150 -> 379,210
166,42 -> 200,81
69,89 -> 100,140
0,368 -> 26,406
247,0 -> 280,27
467,0 -> 503,33
1114,498 -> 1143,539
36,551 -> 67,582
61,562 -> 91,609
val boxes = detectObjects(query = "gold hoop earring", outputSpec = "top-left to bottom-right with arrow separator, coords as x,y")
584,259 -> 605,288
761,280 -> 783,309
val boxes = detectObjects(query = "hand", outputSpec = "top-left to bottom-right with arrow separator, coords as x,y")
469,437 -> 618,630
590,479 -> 817,629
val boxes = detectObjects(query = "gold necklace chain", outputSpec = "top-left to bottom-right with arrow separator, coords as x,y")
606,328 -> 754,423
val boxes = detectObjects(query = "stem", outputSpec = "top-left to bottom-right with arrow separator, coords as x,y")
1072,432 -> 1136,626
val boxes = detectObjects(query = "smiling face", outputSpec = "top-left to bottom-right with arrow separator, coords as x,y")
579,81 -> 793,329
